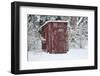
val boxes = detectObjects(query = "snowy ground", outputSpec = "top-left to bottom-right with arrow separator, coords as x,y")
27,48 -> 88,61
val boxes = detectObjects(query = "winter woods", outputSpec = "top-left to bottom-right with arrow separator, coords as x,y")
27,15 -> 88,51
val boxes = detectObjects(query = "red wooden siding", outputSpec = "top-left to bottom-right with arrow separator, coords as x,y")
41,22 -> 68,54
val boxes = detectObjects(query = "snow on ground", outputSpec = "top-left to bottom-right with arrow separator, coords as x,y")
28,48 -> 88,61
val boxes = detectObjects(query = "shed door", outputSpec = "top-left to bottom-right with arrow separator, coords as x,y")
54,26 -> 68,53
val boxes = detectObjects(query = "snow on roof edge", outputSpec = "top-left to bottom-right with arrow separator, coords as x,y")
38,20 -> 69,31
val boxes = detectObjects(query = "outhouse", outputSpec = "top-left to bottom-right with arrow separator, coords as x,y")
39,21 -> 69,54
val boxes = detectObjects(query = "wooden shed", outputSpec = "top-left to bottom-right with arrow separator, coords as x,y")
39,21 -> 69,54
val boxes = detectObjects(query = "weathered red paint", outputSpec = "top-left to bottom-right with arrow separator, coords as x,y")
41,21 -> 68,54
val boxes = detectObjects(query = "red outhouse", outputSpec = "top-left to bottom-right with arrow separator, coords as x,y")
40,21 -> 69,54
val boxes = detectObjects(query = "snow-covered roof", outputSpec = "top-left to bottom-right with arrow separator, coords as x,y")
38,20 -> 69,31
